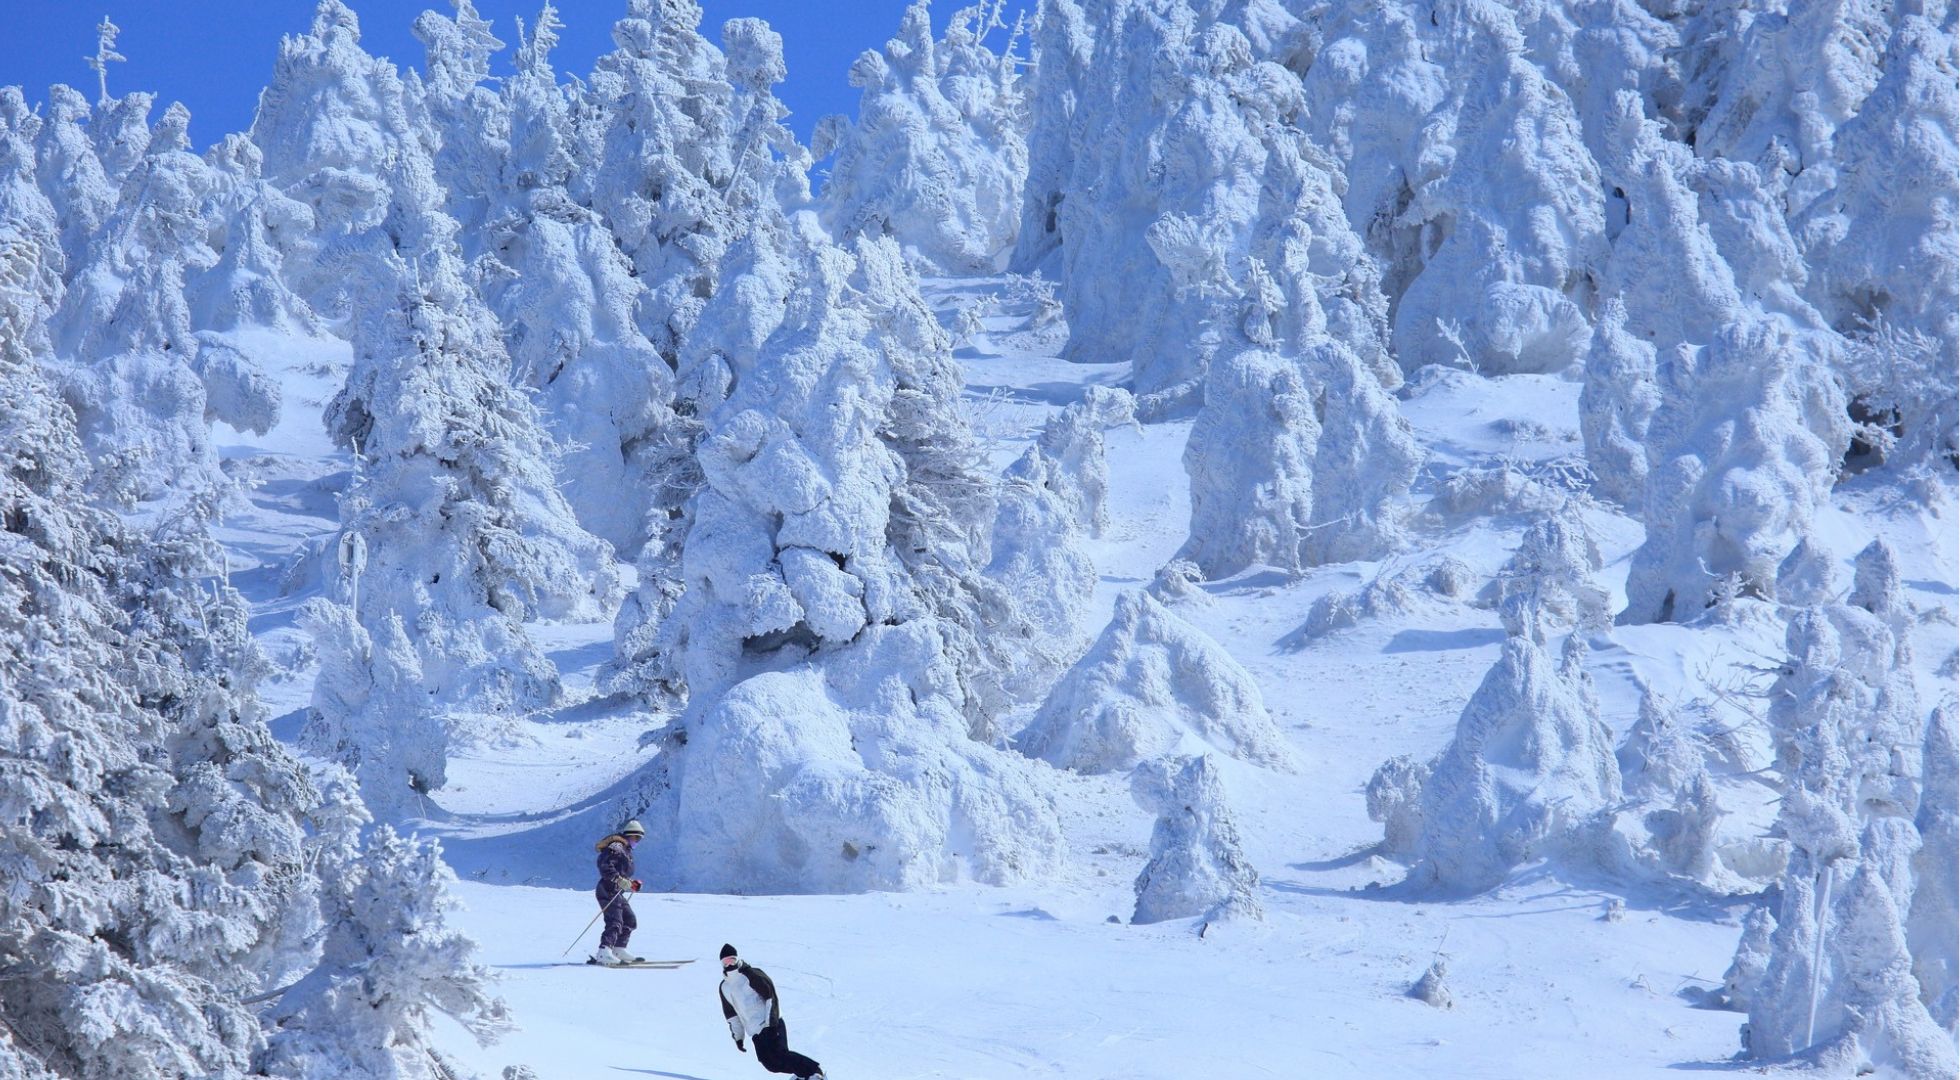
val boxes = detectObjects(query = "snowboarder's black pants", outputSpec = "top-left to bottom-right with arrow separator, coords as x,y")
753,1019 -> 821,1078
595,885 -> 636,949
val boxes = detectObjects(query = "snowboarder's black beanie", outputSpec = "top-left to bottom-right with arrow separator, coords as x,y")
720,943 -> 738,960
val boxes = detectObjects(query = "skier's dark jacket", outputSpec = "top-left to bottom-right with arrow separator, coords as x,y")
719,962 -> 782,1041
594,833 -> 635,897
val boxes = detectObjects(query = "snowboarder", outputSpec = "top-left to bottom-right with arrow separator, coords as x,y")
718,944 -> 826,1080
590,820 -> 645,965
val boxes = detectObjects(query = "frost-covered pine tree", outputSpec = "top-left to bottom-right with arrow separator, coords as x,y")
408,0 -> 507,239
326,264 -> 622,729
1019,591 -> 1296,774
1909,702 -> 1958,1032
1777,533 -> 1845,607
1598,688 -> 1753,894
1042,9 -> 1300,398
1177,330 -> 1318,578
1009,0 -> 1091,273
1578,297 -> 1660,509
582,0 -> 738,364
1481,504 -> 1613,643
31,85 -> 117,275
299,600 -> 450,820
1622,319 -> 1848,622
1178,264 -> 1417,577
823,0 -> 1028,272
46,99 -> 233,509
1768,605 -> 1921,821
190,132 -> 322,340
1849,537 -> 1910,635
1388,0 -> 1605,376
1743,795 -> 1956,1075
1797,8 -> 1959,370
1131,754 -> 1263,925
0,161 -> 338,1077
257,4 -> 618,800
477,2 -> 686,555
613,111 -> 1069,889
250,1 -> 422,319
262,824 -> 509,1080
1387,635 -> 1622,893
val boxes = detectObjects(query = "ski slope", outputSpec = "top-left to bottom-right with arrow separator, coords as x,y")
215,276 -> 1957,1079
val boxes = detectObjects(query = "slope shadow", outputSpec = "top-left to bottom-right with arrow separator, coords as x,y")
395,756 -> 663,889
1381,627 -> 1506,654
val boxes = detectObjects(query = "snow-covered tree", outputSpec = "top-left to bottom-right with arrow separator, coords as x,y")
1768,604 -> 1920,821
1598,688 -> 1754,894
255,5 -> 619,808
1797,8 -> 1959,373
262,824 -> 510,1079
1623,318 -> 1848,623
582,0 -> 738,365
612,108 -> 1071,888
1578,297 -> 1660,509
1777,533 -> 1844,607
1389,1 -> 1606,376
1384,635 -> 1622,893
1009,0 -> 1091,273
45,100 -> 234,509
32,85 -> 116,274
1040,8 -> 1307,398
1131,754 -> 1263,925
1019,591 -> 1296,774
0,162 -> 324,1076
823,0 -> 1028,272
477,3 -> 685,555
1178,283 -> 1417,578
1481,504 -> 1612,643
1743,797 -> 1956,1075
190,133 -> 322,340
250,1 -> 422,319
326,270 -> 622,729
1909,702 -> 1958,1032
1178,337 -> 1318,578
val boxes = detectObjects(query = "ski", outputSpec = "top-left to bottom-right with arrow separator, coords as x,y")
582,958 -> 696,968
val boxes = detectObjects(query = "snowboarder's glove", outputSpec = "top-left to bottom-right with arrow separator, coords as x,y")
734,1037 -> 746,1053
631,878 -> 642,892
612,876 -> 632,892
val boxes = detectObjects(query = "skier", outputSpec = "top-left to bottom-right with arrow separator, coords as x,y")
718,944 -> 826,1080
590,820 -> 645,965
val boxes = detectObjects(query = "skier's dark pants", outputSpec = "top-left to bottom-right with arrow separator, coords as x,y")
596,884 -> 636,950
753,1019 -> 821,1077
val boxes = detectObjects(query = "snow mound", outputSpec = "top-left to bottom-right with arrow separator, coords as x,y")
658,622 -> 1067,894
1019,591 -> 1298,775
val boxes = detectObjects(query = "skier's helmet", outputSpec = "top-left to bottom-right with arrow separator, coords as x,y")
621,820 -> 646,837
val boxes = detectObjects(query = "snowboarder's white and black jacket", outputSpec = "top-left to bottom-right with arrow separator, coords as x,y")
718,962 -> 782,1042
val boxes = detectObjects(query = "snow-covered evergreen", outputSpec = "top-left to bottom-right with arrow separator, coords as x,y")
1130,754 -> 1263,925
823,1 -> 1028,272
1019,590 -> 1296,774
1375,635 -> 1622,893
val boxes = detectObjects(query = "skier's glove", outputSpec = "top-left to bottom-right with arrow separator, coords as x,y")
734,1037 -> 746,1053
612,876 -> 632,892
631,879 -> 642,892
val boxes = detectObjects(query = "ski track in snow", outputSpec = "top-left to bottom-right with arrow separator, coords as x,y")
217,274 -> 1953,1079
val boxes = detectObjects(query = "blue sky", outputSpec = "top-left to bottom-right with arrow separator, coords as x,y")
0,1 -> 1032,148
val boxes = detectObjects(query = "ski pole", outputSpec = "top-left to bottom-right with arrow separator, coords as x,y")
562,889 -> 627,957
